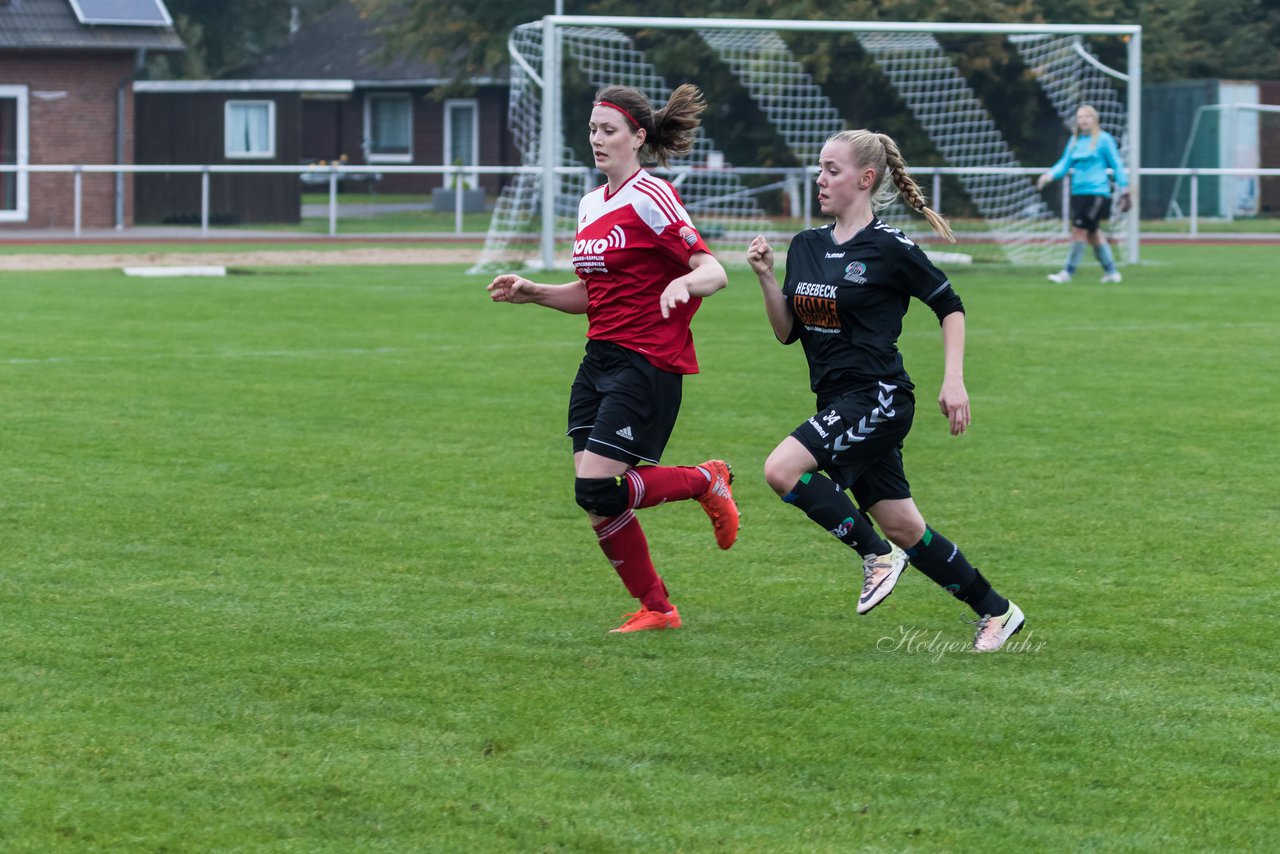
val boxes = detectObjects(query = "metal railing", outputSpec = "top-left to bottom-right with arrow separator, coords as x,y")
0,163 -> 531,236
2,163 -> 1278,241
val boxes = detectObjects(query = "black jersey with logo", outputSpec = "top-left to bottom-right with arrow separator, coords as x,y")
782,218 -> 964,400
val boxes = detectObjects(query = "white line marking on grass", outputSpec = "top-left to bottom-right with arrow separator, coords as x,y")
3,347 -> 399,365
123,266 -> 227,277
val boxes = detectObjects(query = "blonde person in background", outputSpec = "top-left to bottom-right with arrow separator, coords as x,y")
746,129 -> 1026,652
1037,105 -> 1130,284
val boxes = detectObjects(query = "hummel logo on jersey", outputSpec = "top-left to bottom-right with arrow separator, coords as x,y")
615,426 -> 634,440
825,251 -> 846,259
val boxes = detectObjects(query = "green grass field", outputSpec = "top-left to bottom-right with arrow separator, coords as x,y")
1,246 -> 1276,851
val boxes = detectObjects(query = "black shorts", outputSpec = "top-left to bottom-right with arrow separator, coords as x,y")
567,339 -> 683,465
1070,194 -> 1111,232
791,381 -> 915,508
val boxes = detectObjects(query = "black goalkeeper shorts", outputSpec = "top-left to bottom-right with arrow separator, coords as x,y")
1070,194 -> 1111,232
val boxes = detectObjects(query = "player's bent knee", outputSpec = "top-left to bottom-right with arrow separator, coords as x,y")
763,456 -> 802,496
574,476 -> 629,517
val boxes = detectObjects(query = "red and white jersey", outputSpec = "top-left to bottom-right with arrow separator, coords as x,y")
571,168 -> 712,374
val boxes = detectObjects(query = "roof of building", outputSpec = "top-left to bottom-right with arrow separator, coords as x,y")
0,0 -> 184,51
232,0 -> 506,86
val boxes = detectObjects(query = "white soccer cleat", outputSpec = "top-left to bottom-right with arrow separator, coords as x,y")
1046,270 -> 1072,283
857,546 -> 908,615
972,602 -> 1026,652
1101,271 -> 1123,283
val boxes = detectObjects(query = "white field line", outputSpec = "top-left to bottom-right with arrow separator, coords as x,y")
3,347 -> 399,365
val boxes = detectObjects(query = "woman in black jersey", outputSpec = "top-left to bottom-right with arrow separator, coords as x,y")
746,129 -> 1025,652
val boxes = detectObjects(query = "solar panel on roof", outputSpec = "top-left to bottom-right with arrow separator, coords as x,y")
68,0 -> 173,27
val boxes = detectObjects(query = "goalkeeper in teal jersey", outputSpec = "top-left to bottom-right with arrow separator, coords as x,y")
1037,104 -> 1130,284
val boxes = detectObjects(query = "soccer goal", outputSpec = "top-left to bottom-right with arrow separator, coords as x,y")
471,16 -> 1142,273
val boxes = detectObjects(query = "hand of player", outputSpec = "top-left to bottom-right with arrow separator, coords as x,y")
487,274 -> 537,304
746,234 -> 774,276
659,279 -> 691,319
1035,172 -> 1051,191
1116,190 -> 1132,213
938,377 -> 971,436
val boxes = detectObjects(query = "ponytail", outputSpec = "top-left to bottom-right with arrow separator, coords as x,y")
877,133 -> 956,244
650,84 -> 705,168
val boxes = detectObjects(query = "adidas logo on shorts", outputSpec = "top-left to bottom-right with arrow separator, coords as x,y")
615,426 -> 634,440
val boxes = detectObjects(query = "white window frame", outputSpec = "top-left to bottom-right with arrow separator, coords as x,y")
224,99 -> 276,159
0,85 -> 30,222
364,93 -> 413,163
443,98 -> 479,189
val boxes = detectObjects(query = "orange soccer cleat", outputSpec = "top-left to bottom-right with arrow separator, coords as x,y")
609,606 -> 683,634
696,459 -> 739,550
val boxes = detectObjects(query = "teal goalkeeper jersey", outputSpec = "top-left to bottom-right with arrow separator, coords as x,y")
1047,131 -> 1127,196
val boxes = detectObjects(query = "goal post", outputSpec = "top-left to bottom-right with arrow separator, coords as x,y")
475,15 -> 1142,273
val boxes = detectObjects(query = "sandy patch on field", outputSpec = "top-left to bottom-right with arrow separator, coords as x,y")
0,248 -> 481,271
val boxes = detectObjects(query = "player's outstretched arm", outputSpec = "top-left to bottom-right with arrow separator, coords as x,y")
487,275 -> 588,315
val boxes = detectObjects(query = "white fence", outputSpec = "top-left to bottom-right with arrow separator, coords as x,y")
2,162 -> 1278,242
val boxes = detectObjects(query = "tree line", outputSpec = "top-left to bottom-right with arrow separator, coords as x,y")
152,0 -> 1280,85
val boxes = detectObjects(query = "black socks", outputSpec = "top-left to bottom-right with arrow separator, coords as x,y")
905,527 -> 1008,617
782,472 -> 890,557
782,477 -> 1010,618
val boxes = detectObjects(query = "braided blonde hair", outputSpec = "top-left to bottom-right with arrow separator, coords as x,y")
827,129 -> 956,243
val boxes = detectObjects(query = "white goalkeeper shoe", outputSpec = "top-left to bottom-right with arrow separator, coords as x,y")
1101,271 -> 1123,283
1046,270 -> 1072,283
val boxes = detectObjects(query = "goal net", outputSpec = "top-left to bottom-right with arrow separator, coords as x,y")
471,17 -> 1140,273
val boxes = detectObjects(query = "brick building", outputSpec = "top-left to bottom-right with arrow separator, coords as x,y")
0,0 -> 183,229
133,0 -> 511,224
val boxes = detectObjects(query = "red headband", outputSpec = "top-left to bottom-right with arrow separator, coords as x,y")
595,100 -> 642,131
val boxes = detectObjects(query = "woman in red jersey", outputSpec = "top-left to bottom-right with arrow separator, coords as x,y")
488,84 -> 739,634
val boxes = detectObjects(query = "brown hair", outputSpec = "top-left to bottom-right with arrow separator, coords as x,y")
593,84 -> 706,169
826,129 -> 956,243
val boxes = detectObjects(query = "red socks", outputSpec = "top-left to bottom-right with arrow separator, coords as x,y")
624,465 -> 710,510
590,465 -> 706,614
593,510 -> 670,612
